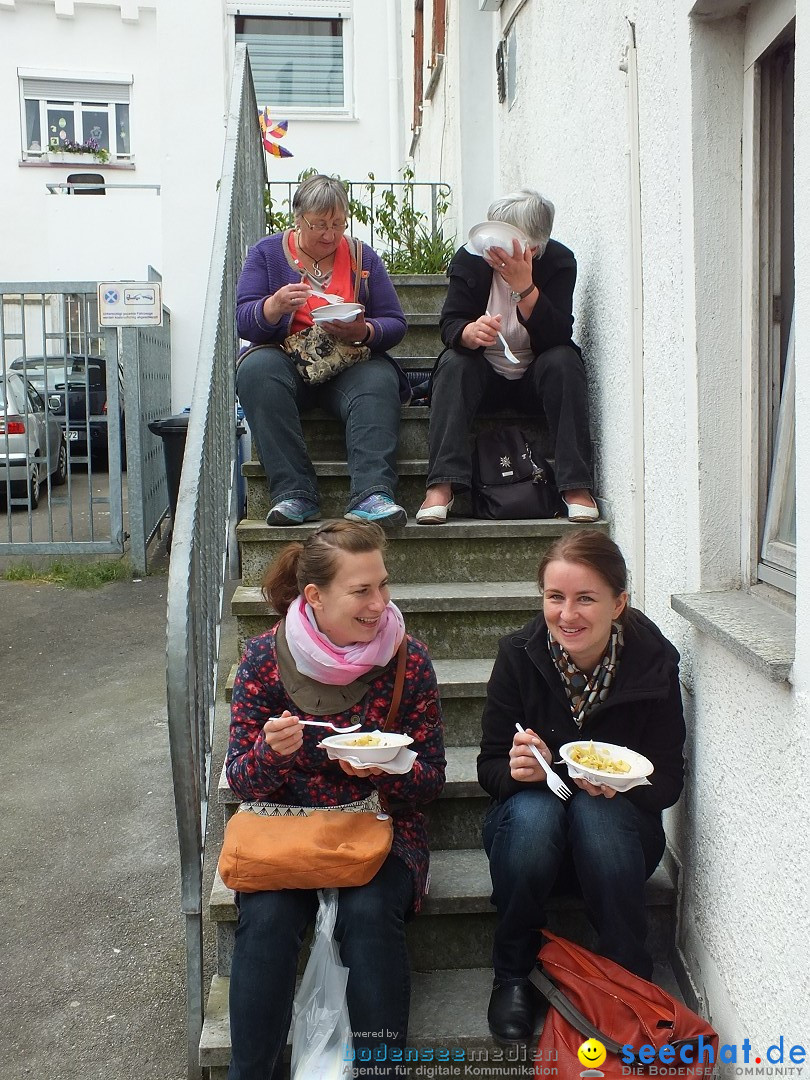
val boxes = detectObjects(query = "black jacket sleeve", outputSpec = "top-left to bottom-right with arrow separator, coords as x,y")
621,668 -> 686,814
477,636 -> 550,803
439,242 -> 577,357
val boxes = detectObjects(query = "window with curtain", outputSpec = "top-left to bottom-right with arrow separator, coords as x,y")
236,16 -> 346,110
20,76 -> 131,160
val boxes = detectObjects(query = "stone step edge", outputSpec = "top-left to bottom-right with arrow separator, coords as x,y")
232,582 -> 543,619
218,745 -> 485,806
243,459 -> 428,478
200,960 -> 684,1067
209,849 -> 676,924
225,657 -> 496,702
236,519 -> 603,541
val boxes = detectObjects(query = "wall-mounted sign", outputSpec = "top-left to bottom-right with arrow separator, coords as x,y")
98,282 -> 163,326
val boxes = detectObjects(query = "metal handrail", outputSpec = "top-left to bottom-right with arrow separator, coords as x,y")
164,45 -> 266,1079
46,182 -> 161,194
266,177 -> 453,262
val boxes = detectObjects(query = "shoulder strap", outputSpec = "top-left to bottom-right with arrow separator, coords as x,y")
352,237 -> 363,303
528,967 -> 627,1056
383,640 -> 408,731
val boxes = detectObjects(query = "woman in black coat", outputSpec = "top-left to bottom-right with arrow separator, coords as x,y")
416,188 -> 598,525
478,530 -> 685,1045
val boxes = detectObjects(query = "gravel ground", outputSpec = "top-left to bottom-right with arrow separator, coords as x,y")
0,566 -> 232,1080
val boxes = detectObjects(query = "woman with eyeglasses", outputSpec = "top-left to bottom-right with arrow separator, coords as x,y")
236,173 -> 410,527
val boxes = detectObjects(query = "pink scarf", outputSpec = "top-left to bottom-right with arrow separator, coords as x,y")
283,594 -> 406,685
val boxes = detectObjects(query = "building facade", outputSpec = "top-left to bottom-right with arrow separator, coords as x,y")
406,0 -> 808,1044
1,0 -> 405,406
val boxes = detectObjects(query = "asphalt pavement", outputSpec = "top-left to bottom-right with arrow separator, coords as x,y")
0,562 -> 232,1080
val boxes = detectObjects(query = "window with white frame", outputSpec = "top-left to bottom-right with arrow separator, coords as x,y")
19,74 -> 132,161
749,22 -> 795,592
234,3 -> 351,115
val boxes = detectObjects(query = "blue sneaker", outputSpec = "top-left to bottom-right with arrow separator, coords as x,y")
266,498 -> 321,526
344,493 -> 407,528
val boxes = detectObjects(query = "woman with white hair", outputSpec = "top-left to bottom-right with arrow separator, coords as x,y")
416,188 -> 597,524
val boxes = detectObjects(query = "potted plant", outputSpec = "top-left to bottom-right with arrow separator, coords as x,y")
48,138 -> 111,165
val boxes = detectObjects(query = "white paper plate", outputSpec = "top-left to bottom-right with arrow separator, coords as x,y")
465,220 -> 529,259
558,741 -> 654,792
320,730 -> 413,763
311,302 -> 364,323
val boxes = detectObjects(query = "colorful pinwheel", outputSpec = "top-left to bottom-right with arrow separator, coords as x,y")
259,109 -> 293,158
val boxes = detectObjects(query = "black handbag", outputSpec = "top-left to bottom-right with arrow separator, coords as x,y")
471,426 -> 564,520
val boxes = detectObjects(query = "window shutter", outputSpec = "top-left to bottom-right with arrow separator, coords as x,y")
22,77 -> 131,103
237,26 -> 344,108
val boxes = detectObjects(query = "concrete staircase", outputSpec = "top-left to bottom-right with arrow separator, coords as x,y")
199,275 -> 681,1078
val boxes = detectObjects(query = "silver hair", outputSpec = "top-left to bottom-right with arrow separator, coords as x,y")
487,188 -> 555,254
292,174 -> 350,220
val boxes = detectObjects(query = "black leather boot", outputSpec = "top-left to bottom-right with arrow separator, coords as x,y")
487,979 -> 536,1044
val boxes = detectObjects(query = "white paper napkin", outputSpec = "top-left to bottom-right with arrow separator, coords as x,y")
564,765 -> 652,791
323,746 -> 417,774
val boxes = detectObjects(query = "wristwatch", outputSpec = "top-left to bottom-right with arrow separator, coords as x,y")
510,284 -> 536,302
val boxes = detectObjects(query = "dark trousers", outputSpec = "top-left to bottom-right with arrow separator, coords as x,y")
482,788 -> 665,982
228,855 -> 413,1080
427,345 -> 593,493
236,346 -> 401,512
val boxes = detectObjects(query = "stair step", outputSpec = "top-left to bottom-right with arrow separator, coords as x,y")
390,274 -> 448,314
236,519 -> 600,589
233,579 -> 546,658
218,744 -> 484,810
244,459 -> 429,520
202,959 -> 683,1075
389,321 -> 442,358
290,405 -> 554,461
225,656 -> 494,746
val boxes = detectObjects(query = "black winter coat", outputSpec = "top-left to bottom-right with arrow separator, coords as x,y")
439,239 -> 578,358
477,612 -> 685,817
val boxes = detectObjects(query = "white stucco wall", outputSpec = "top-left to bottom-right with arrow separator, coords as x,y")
0,2 -> 162,283
407,0 -> 809,1048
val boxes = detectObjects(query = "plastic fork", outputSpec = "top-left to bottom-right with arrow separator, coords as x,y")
484,310 -> 521,364
299,719 -> 363,733
515,723 -> 572,801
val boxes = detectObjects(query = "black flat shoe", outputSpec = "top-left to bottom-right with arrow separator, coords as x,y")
487,980 -> 536,1045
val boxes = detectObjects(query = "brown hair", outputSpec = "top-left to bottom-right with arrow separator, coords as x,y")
537,529 -> 634,622
262,520 -> 388,615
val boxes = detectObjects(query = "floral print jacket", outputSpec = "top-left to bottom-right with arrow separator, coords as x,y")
226,627 -> 447,912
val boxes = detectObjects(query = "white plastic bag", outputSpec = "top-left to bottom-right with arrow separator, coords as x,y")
291,889 -> 354,1080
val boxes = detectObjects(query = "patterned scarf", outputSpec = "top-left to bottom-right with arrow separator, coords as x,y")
547,622 -> 624,729
284,593 -> 405,686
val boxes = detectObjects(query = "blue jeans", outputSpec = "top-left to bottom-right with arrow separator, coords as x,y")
482,789 -> 665,981
236,346 -> 402,511
228,855 -> 413,1080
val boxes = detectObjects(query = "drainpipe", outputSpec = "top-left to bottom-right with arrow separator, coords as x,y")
387,0 -> 404,168
621,20 -> 646,610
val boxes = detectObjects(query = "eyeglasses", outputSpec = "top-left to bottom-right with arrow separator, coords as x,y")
301,215 -> 348,235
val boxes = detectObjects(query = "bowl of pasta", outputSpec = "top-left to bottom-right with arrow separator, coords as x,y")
320,730 -> 414,763
558,741 -> 654,791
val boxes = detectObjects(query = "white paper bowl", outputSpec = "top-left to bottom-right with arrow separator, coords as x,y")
465,220 -> 529,259
320,730 -> 414,763
559,741 -> 654,792
311,302 -> 364,323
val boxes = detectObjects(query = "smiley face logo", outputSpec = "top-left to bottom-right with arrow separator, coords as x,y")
577,1038 -> 607,1070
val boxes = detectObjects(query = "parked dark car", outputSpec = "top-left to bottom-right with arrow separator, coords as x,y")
0,372 -> 67,507
12,355 -> 126,467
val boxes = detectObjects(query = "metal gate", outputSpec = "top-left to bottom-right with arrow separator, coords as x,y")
0,283 -> 171,568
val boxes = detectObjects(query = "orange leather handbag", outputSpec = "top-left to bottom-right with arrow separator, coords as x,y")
218,642 -> 406,892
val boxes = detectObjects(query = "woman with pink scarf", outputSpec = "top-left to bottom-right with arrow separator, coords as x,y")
226,520 -> 446,1080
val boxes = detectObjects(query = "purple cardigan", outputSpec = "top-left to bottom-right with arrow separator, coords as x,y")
236,231 -> 408,353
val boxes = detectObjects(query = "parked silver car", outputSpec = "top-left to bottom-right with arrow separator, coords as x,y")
0,372 -> 67,507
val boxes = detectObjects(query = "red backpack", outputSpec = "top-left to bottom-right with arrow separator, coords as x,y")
530,931 -> 718,1078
